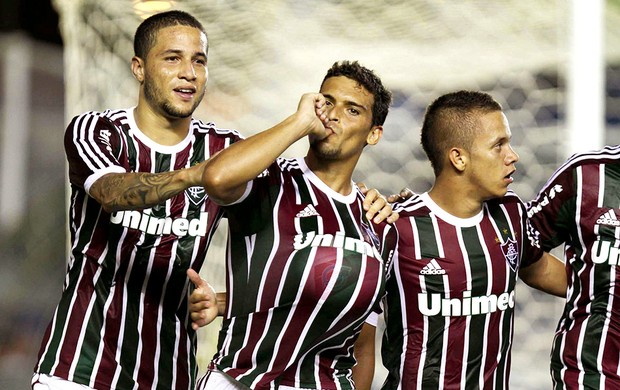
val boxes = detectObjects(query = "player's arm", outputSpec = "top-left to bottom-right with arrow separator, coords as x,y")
90,163 -> 205,213
352,322 -> 376,390
201,93 -> 328,205
519,251 -> 567,298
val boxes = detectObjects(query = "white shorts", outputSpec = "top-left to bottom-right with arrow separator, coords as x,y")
197,369 -> 318,390
32,374 -> 96,390
197,369 -> 250,390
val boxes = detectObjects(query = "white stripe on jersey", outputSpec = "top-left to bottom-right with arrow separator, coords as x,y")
456,226 -> 471,390
573,166 -> 590,386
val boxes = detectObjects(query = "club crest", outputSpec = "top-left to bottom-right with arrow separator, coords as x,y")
501,237 -> 519,271
185,186 -> 206,206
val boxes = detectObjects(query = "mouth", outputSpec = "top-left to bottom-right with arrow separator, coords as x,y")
504,170 -> 516,183
174,86 -> 196,100
325,126 -> 335,136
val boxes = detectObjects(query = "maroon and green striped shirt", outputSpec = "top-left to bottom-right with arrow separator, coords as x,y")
33,108 -> 241,390
527,145 -> 620,389
198,157 -> 390,390
382,191 -> 542,390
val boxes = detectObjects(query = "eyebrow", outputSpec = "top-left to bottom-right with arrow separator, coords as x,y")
161,49 -> 207,58
323,93 -> 368,111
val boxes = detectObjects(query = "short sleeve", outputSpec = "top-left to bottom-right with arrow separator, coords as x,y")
64,112 -> 126,194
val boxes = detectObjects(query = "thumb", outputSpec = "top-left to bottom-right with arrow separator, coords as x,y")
186,268 -> 205,289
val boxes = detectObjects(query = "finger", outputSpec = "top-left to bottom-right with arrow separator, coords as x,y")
187,268 -> 205,289
357,182 -> 368,195
386,193 -> 401,203
365,196 -> 387,222
387,210 -> 400,224
400,187 -> 414,199
371,201 -> 394,224
362,188 -> 378,210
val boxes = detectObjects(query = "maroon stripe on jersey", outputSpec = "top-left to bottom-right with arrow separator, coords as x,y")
565,166 -> 598,339
227,314 -> 270,378
393,217 -> 422,386
480,217 -> 509,385
52,258 -> 100,379
255,177 -> 294,312
93,261 -> 130,388
435,219 -> 470,389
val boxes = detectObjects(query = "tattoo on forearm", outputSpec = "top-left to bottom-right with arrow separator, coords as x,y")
93,171 -> 184,211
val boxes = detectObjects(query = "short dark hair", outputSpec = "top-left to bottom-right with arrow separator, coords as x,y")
421,90 -> 503,176
321,61 -> 392,127
134,10 -> 207,59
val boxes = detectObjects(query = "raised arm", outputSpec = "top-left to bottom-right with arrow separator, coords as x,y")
519,251 -> 567,298
202,93 -> 328,205
90,162 -> 204,213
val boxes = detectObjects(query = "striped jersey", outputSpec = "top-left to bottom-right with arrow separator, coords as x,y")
381,192 -> 542,390
197,157 -> 389,390
33,108 -> 241,390
527,145 -> 620,389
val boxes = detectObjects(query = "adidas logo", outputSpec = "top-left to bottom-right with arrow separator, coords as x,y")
420,259 -> 446,275
296,204 -> 320,218
596,209 -> 620,227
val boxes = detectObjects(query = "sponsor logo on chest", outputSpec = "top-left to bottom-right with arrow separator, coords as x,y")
293,231 -> 381,259
110,210 -> 209,237
418,290 -> 515,317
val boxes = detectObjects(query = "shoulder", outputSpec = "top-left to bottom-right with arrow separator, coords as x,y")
191,118 -> 244,140
391,192 -> 428,218
67,109 -> 128,132
65,109 -> 130,145
486,190 -> 527,213
275,157 -> 302,172
545,145 -> 620,183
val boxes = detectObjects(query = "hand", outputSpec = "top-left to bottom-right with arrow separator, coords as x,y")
187,268 -> 219,330
359,184 -> 399,224
297,93 -> 329,140
386,187 -> 414,203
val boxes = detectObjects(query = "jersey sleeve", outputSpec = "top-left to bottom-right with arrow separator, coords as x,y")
527,165 -> 577,252
64,112 -> 126,194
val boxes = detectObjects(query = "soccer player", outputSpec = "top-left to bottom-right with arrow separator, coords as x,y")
30,10 -> 241,390
191,61 -> 396,390
377,91 -> 566,389
527,146 -> 620,389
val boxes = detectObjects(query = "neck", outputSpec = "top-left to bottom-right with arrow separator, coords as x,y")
133,104 -> 191,146
304,153 -> 356,196
428,175 -> 483,218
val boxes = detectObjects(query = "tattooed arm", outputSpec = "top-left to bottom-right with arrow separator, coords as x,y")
89,162 -> 204,213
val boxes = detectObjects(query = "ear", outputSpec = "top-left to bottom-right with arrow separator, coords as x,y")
366,126 -> 383,146
448,147 -> 467,172
131,56 -> 145,83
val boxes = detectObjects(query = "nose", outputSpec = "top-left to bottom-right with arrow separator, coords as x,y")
179,60 -> 197,81
506,144 -> 519,164
326,105 -> 339,122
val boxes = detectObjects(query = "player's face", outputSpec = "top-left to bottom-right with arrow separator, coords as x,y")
467,111 -> 519,200
310,76 -> 381,161
142,25 -> 208,119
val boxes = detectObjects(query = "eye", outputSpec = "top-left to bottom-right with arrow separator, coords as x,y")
325,100 -> 334,107
348,108 -> 360,116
